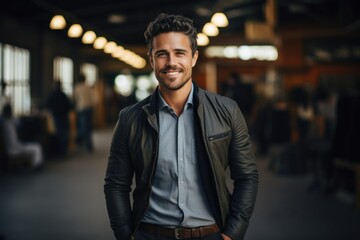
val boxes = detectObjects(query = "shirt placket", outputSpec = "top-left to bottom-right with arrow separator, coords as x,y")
177,112 -> 186,226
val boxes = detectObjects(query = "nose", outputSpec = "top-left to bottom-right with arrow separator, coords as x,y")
166,53 -> 176,67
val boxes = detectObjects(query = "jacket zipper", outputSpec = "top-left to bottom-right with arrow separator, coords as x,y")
208,131 -> 231,141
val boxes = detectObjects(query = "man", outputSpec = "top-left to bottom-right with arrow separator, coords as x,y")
46,80 -> 72,157
104,13 -> 258,240
74,74 -> 95,152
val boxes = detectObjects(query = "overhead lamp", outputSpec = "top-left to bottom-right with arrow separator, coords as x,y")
202,22 -> 219,37
104,41 -> 117,54
197,33 -> 209,46
111,46 -> 125,58
68,24 -> 83,38
82,31 -> 96,44
211,12 -> 229,27
50,15 -> 66,30
93,36 -> 107,49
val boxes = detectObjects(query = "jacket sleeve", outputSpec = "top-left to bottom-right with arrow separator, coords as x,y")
223,104 -> 259,240
104,112 -> 134,240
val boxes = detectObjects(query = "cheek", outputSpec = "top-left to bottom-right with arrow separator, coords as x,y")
153,59 -> 166,68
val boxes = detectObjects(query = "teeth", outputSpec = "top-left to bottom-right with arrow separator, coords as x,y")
166,72 -> 179,75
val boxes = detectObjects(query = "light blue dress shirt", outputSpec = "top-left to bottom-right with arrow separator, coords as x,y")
142,85 -> 215,227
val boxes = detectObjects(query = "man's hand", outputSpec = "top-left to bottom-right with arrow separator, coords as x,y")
222,233 -> 232,240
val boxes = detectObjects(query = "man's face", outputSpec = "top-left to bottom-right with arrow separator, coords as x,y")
149,32 -> 198,91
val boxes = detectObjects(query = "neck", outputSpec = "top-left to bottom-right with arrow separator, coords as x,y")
159,81 -> 192,116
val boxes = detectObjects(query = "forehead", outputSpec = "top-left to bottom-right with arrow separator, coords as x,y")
152,32 -> 191,51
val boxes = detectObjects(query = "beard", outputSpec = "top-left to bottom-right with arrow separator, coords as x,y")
156,65 -> 192,91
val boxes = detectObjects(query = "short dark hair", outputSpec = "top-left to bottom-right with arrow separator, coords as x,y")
144,13 -> 198,55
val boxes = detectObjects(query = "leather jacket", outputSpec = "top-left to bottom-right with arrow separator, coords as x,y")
104,83 -> 258,240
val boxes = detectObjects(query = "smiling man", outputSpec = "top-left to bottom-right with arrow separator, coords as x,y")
104,13 -> 258,240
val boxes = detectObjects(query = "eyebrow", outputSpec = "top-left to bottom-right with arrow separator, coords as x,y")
154,48 -> 188,55
174,48 -> 188,53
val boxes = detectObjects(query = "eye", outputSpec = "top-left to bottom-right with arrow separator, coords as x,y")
156,52 -> 167,57
176,51 -> 185,56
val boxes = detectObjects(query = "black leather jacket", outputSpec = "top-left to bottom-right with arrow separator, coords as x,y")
104,83 -> 258,240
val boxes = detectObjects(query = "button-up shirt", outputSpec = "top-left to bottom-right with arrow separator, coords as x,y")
142,85 -> 215,227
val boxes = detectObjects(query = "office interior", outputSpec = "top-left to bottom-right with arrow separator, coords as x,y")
0,0 -> 360,239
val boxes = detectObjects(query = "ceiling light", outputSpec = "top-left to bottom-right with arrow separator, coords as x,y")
82,31 -> 96,44
111,46 -> 125,58
49,15 -> 66,30
104,41 -> 117,54
93,36 -> 107,49
197,33 -> 209,46
68,24 -> 83,38
202,22 -> 219,37
211,12 -> 229,27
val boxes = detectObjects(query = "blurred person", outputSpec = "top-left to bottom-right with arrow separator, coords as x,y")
307,86 -> 338,192
0,81 -> 10,113
292,86 -> 314,141
104,13 -> 258,240
74,74 -> 95,152
0,103 -> 44,170
46,80 -> 72,157
220,73 -> 255,123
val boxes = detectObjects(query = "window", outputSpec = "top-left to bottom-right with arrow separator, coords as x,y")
53,56 -> 74,96
0,43 -> 31,115
80,63 -> 98,86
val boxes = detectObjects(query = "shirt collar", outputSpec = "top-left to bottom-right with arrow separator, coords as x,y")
158,83 -> 194,111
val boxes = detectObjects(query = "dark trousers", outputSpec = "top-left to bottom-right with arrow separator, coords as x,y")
134,228 -> 223,240
76,108 -> 93,151
53,116 -> 69,156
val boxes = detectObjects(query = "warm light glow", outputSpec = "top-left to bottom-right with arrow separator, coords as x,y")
104,41 -> 117,54
50,15 -> 66,30
205,45 -> 278,61
93,36 -> 107,49
202,22 -> 219,37
82,31 -> 96,44
204,46 -> 224,58
118,49 -> 133,62
238,46 -> 252,60
67,24 -> 83,38
211,12 -> 229,27
114,74 -> 134,97
197,33 -> 209,46
111,46 -> 125,58
224,46 -> 239,58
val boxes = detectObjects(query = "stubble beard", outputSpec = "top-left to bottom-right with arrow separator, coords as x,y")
156,71 -> 192,91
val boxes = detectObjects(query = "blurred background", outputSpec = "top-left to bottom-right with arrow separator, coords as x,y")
0,0 -> 360,239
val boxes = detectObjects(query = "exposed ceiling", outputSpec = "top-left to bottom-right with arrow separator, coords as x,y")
2,0 -> 360,62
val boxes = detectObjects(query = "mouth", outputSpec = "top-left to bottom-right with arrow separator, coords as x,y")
163,71 -> 181,76
161,67 -> 182,76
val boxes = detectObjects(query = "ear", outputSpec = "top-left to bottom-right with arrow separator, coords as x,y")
192,50 -> 199,67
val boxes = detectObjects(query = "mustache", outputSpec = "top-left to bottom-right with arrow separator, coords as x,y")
161,65 -> 182,72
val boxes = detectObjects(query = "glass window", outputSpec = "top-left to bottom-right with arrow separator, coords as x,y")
53,56 -> 74,96
1,43 -> 31,115
80,63 -> 98,86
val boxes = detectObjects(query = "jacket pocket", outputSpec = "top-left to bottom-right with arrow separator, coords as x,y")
208,130 -> 231,142
207,130 -> 231,169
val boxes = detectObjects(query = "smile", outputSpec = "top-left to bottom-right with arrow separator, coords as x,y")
163,70 -> 181,76
167,71 -> 179,75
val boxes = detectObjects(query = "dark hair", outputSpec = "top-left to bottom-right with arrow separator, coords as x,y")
144,13 -> 198,55
79,74 -> 86,83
